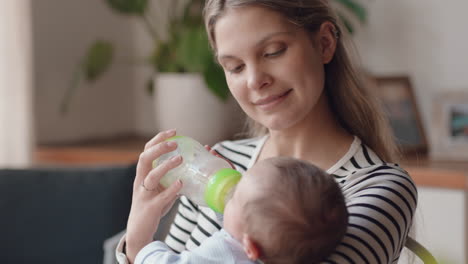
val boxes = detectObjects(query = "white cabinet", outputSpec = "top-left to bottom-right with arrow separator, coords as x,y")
407,187 -> 465,264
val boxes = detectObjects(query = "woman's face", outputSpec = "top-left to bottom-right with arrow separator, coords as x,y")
214,6 -> 329,131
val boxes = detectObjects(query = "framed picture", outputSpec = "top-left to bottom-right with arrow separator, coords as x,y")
371,76 -> 428,154
431,91 -> 468,161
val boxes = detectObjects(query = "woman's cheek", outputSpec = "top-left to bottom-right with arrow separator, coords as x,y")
227,79 -> 247,104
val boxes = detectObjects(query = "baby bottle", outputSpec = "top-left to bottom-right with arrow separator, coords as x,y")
153,136 -> 241,213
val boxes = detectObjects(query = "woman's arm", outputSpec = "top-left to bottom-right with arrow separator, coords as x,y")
118,130 -> 185,263
114,196 -> 199,264
325,165 -> 418,264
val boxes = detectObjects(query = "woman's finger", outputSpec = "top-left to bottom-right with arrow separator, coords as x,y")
144,129 -> 176,151
135,140 -> 178,186
143,155 -> 183,191
157,179 -> 183,206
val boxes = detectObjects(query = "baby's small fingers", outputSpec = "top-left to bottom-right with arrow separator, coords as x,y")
209,149 -> 235,169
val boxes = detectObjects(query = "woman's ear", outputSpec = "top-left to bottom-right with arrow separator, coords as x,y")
242,234 -> 260,260
317,21 -> 338,64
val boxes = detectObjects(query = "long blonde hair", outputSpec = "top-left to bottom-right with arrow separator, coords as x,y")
203,0 -> 399,161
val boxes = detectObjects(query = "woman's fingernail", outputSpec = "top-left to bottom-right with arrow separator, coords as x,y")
171,155 -> 182,162
167,141 -> 177,148
166,129 -> 176,134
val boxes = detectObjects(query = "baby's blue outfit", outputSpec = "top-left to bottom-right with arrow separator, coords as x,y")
134,229 -> 256,264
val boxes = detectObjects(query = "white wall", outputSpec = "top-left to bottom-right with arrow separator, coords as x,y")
32,0 -> 140,144
0,0 -> 34,167
416,187 -> 465,263
32,0 -> 468,145
353,0 -> 468,150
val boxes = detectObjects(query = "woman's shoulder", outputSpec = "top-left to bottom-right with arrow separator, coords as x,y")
338,161 -> 417,207
331,137 -> 403,176
332,139 -> 416,194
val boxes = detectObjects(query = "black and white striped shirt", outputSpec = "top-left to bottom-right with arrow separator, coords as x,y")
164,136 -> 417,264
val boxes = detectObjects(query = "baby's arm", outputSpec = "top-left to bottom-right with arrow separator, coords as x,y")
134,241 -> 190,264
135,230 -> 240,264
134,238 -> 217,264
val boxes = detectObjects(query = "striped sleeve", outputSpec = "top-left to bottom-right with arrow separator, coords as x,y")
325,165 -> 417,264
164,196 -> 200,253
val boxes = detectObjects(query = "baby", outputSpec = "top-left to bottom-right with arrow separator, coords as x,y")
134,157 -> 348,264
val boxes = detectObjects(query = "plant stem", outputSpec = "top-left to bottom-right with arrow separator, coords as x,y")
142,13 -> 161,45
169,0 -> 180,24
60,63 -> 84,115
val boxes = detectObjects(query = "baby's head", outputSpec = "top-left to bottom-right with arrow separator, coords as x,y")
223,157 -> 348,264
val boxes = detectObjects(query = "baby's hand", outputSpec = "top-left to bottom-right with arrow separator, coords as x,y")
215,212 -> 224,223
204,145 -> 235,169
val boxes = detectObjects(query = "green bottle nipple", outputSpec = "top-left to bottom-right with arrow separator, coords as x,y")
204,168 -> 241,213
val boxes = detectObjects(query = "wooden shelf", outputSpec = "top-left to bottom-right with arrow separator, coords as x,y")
34,135 -> 149,166
402,154 -> 468,190
34,136 -> 468,189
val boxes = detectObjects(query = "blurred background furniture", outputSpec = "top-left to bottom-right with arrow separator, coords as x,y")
403,157 -> 467,264
405,236 -> 438,264
0,164 -> 136,264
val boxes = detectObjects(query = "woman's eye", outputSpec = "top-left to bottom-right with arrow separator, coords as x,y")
265,47 -> 286,58
228,64 -> 244,73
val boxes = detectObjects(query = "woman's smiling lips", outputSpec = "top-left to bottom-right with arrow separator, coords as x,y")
252,89 -> 293,110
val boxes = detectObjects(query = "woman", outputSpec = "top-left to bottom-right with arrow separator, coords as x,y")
118,0 -> 417,263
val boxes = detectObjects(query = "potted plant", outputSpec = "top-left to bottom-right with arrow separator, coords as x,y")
62,0 -> 367,144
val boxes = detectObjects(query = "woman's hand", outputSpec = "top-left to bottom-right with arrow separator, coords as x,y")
125,129 -> 183,263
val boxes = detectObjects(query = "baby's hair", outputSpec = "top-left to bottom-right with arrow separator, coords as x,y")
244,157 -> 348,264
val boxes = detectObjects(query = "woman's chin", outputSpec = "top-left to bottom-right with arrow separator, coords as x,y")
260,116 -> 299,132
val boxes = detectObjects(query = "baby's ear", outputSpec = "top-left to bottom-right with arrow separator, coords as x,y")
242,234 -> 260,260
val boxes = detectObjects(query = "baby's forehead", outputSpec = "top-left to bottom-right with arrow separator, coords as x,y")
247,159 -> 277,176
237,161 -> 280,203
242,160 -> 279,188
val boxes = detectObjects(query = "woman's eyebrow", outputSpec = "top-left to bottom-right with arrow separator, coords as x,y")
217,31 -> 293,61
255,31 -> 293,47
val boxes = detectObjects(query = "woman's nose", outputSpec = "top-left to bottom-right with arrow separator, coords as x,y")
246,67 -> 272,90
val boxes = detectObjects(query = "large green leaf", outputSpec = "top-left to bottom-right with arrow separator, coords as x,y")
151,41 -> 183,72
61,40 -> 114,114
334,0 -> 367,23
203,58 -> 229,101
175,25 -> 210,72
83,40 -> 114,81
338,13 -> 355,34
106,0 -> 149,15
